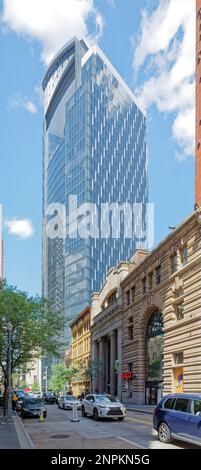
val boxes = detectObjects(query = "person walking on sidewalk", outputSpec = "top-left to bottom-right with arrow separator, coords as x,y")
11,392 -> 18,410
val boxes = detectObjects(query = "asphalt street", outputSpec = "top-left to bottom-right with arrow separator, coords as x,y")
20,404 -> 200,449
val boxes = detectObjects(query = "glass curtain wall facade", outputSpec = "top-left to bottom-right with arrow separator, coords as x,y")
42,37 -> 148,350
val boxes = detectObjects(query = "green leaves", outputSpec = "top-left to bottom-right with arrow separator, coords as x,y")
48,364 -> 79,392
0,280 -> 65,384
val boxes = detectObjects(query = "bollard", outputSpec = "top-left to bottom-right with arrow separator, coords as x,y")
71,403 -> 80,422
38,409 -> 45,422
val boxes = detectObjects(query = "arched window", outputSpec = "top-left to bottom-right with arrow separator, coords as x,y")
146,310 -> 163,339
145,310 -> 163,382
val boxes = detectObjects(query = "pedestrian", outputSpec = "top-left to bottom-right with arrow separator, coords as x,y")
12,392 -> 18,410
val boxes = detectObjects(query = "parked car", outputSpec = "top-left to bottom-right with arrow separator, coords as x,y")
33,391 -> 42,399
58,395 -> 81,410
153,393 -> 201,446
16,396 -> 27,412
42,391 -> 56,404
81,394 -> 126,420
21,398 -> 47,418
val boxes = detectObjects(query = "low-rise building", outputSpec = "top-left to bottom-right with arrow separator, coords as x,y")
121,209 -> 201,405
70,307 -> 91,396
91,259 -> 140,399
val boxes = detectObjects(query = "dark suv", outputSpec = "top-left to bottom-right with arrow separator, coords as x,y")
153,393 -> 201,446
43,391 -> 56,404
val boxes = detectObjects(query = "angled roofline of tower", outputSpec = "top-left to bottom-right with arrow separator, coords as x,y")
81,44 -> 146,117
42,37 -> 88,91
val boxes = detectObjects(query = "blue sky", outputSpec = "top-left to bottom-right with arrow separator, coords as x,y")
0,0 -> 195,295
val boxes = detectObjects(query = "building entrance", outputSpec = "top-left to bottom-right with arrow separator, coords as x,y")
145,310 -> 163,405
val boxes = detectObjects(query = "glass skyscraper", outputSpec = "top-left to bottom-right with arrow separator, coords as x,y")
42,37 -> 148,346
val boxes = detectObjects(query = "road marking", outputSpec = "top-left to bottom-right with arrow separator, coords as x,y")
117,436 -> 146,449
126,416 -> 151,425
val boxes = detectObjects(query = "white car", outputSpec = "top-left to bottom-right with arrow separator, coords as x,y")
58,395 -> 81,410
81,394 -> 126,420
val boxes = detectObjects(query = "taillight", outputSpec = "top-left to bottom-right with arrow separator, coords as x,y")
153,407 -> 157,414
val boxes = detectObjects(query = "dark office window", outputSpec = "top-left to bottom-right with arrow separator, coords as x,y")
142,277 -> 146,295
131,286 -> 135,302
126,290 -> 130,306
155,265 -> 161,285
128,317 -> 134,340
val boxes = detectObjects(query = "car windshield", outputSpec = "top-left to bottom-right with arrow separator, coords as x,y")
95,395 -> 119,403
24,399 -> 42,405
64,396 -> 77,400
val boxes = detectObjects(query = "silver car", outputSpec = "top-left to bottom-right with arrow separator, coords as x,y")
81,394 -> 126,420
58,395 -> 81,410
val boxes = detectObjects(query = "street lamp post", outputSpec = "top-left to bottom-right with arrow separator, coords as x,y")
43,366 -> 48,392
5,322 -> 13,423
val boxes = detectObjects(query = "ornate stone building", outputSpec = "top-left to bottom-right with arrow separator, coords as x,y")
71,306 -> 91,396
121,209 -> 201,405
91,261 -> 132,398
91,252 -> 148,398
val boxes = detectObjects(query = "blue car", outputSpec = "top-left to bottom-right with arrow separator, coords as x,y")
153,393 -> 201,446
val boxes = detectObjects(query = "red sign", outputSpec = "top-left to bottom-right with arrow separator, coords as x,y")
122,372 -> 133,380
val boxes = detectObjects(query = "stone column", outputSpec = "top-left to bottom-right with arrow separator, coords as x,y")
92,340 -> 99,393
98,339 -> 105,393
110,331 -> 116,396
117,327 -> 122,400
105,340 -> 110,393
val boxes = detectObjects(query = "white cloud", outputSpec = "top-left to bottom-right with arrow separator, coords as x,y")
132,0 -> 195,160
9,94 -> 37,114
1,0 -> 104,64
5,218 -> 34,239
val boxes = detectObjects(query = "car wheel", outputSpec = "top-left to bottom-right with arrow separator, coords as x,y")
158,422 -> 172,443
63,404 -> 65,410
81,406 -> 87,417
58,403 -> 60,409
118,417 -> 124,421
93,408 -> 99,421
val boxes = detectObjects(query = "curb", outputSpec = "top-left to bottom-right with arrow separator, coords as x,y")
13,414 -> 35,449
126,407 -> 153,415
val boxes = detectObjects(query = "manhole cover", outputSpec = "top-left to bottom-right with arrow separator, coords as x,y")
50,434 -> 70,439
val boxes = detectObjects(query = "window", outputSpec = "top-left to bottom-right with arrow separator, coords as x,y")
128,362 -> 133,373
190,400 -> 201,416
155,265 -> 161,285
163,398 -> 176,410
175,289 -> 184,298
128,317 -> 134,340
175,302 -> 184,320
181,246 -> 188,267
126,290 -> 130,306
142,277 -> 146,295
174,398 -> 189,413
174,352 -> 183,365
108,290 -> 117,306
148,272 -> 153,290
131,286 -> 135,302
171,253 -> 177,273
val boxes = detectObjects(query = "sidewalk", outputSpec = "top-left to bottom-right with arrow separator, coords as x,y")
0,408 -> 20,449
0,408 -> 35,449
125,404 -> 155,414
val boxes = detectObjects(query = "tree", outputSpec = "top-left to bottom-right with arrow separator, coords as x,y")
32,381 -> 40,392
86,359 -> 105,381
0,280 -> 64,399
48,364 -> 79,392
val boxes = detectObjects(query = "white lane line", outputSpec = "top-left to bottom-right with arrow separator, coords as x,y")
117,436 -> 146,449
